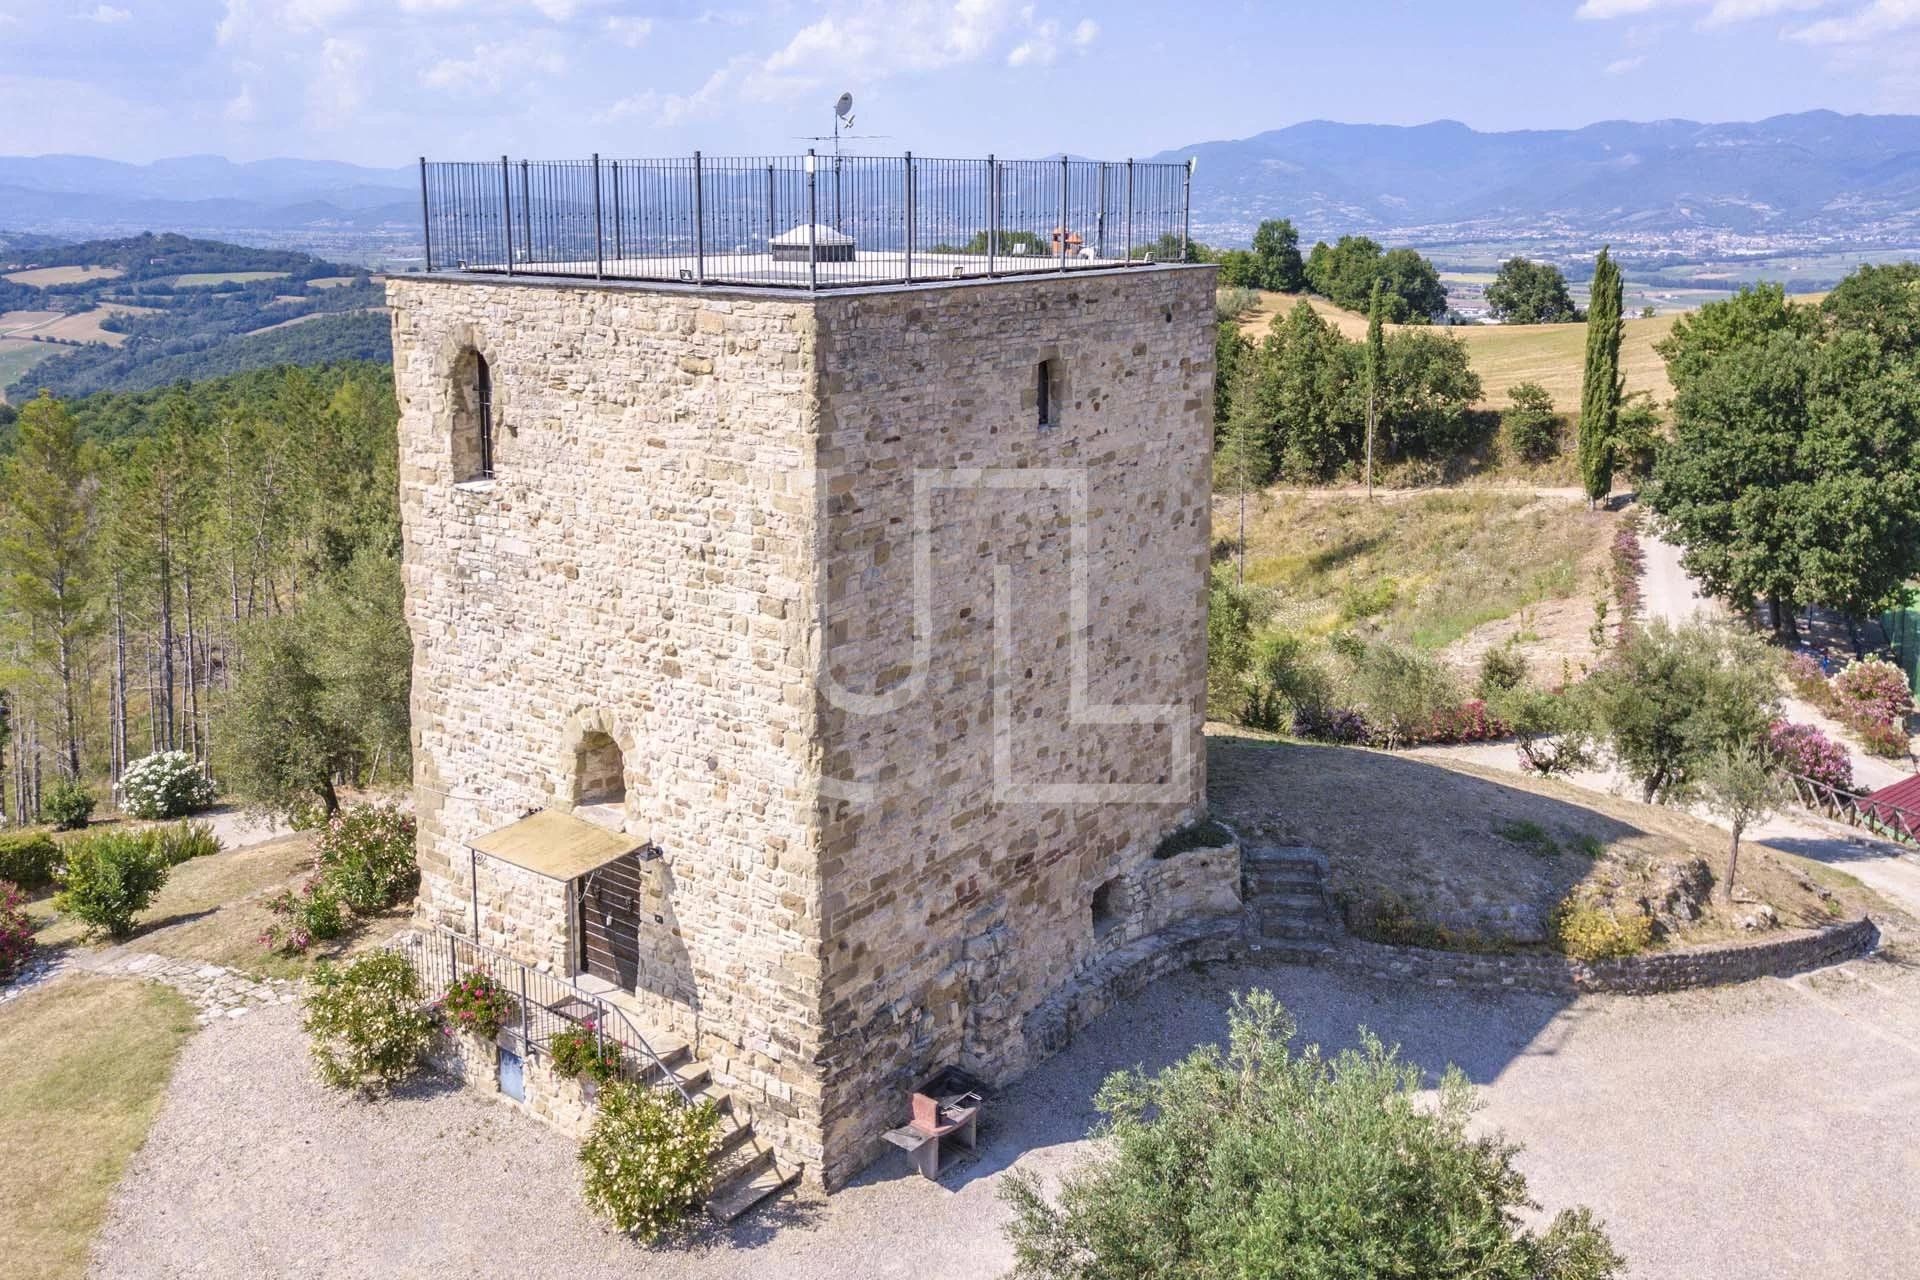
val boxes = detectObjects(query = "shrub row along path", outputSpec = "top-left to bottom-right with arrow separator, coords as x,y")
84,953 -> 1920,1279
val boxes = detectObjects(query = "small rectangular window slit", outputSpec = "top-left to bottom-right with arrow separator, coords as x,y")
1036,359 -> 1054,429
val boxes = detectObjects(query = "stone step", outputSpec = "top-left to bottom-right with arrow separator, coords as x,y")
643,1056 -> 711,1094
706,1151 -> 799,1225
690,1081 -> 737,1118
1243,847 -> 1329,872
1261,918 -> 1339,941
1251,890 -> 1329,914
714,1118 -> 759,1161
1245,940 -> 1337,965
1246,867 -> 1324,887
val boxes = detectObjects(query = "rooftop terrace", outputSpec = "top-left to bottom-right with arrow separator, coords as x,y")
418,152 -> 1194,290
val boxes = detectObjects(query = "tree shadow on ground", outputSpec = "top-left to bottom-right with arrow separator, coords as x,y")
1209,734 -> 1654,947
846,957 -> 1585,1199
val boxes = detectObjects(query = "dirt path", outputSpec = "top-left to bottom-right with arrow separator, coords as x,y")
1638,532 -> 1720,626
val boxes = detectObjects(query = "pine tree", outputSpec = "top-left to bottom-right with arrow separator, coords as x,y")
1365,279 -> 1386,498
0,394 -> 104,781
1214,359 -> 1271,582
1578,248 -> 1623,506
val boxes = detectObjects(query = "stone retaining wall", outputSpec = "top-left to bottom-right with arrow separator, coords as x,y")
1322,918 -> 1879,995
429,1029 -> 599,1139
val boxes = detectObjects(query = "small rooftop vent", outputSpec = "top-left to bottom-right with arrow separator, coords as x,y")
770,223 -> 856,263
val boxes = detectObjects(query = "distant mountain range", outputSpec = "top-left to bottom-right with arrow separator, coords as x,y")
10,112 -> 1920,249
1152,110 -> 1920,244
0,154 -> 417,236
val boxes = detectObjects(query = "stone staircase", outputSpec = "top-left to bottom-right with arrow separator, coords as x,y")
1241,844 -> 1341,961
599,1002 -> 801,1226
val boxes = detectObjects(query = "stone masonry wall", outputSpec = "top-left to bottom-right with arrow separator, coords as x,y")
805,267 -> 1218,1186
389,278 -> 830,1171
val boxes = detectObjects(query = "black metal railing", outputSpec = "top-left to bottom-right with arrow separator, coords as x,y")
389,927 -> 698,1106
418,151 -> 1195,290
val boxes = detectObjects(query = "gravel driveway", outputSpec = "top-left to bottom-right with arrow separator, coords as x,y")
90,951 -> 1920,1280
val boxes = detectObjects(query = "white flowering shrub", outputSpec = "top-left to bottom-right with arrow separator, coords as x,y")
579,1082 -> 722,1240
119,751 -> 216,819
302,951 -> 434,1091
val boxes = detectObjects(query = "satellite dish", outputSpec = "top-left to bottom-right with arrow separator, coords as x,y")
834,92 -> 854,121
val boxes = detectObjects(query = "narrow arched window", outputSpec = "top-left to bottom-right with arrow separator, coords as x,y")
475,353 -> 495,480
452,347 -> 496,483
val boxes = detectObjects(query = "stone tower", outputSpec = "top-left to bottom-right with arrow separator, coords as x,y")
389,189 -> 1230,1185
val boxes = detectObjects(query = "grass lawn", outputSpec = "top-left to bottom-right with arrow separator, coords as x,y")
1236,290 -> 1677,411
0,975 -> 196,1280
1227,488 -> 1613,654
168,270 -> 288,287
31,833 -> 408,981
1208,734 -> 1893,950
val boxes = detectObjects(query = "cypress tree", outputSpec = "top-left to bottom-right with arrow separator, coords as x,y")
1578,248 -> 1623,506
1365,279 -> 1385,498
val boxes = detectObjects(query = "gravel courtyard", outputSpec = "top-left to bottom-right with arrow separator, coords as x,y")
90,951 -> 1920,1280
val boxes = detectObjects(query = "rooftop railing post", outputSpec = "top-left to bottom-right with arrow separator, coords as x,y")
610,159 -> 621,262
447,930 -> 458,984
765,162 -> 775,260
1058,155 -> 1069,273
519,160 -> 531,266
591,153 -> 604,279
1183,156 -> 1195,263
987,155 -> 998,276
1096,161 -> 1108,260
692,150 -> 706,285
1124,158 -> 1135,265
499,156 -> 514,273
806,150 -> 818,291
903,152 -> 915,285
418,157 -> 432,272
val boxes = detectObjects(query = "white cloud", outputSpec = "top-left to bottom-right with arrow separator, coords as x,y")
1008,18 -> 1060,66
308,35 -> 366,122
1792,0 -> 1920,42
223,85 -> 255,120
603,14 -> 651,45
1575,0 -> 1830,21
421,39 -> 566,95
1606,53 -> 1648,71
1070,17 -> 1097,45
85,4 -> 132,21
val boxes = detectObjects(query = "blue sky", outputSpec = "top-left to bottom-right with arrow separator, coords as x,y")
3,0 -> 1920,164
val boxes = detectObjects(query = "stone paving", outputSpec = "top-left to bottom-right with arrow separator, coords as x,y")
0,944 -> 294,1022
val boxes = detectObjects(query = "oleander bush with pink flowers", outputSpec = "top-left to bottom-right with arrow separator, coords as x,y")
439,970 -> 519,1040
1767,721 -> 1854,792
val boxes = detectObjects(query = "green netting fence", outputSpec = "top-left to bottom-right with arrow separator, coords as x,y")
1883,599 -> 1920,691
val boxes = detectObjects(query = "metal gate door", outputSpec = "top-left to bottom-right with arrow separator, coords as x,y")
579,852 -> 643,990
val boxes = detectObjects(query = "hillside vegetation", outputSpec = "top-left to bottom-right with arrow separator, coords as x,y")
0,232 -> 386,401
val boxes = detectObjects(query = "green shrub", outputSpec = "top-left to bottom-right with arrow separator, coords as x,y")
43,779 -> 95,831
0,881 -> 32,983
0,832 -> 61,891
549,1021 -> 623,1084
1338,576 -> 1399,622
1152,818 -> 1235,860
1503,382 -> 1560,462
1552,902 -> 1654,961
263,876 -> 348,954
117,750 -> 217,819
439,970 -> 518,1040
152,820 -> 222,866
314,804 -> 418,913
302,951 -> 435,1091
579,1080 -> 722,1240
1478,645 -> 1529,698
54,831 -> 169,940
1242,630 -> 1332,731
1346,638 -> 1463,746
1000,989 -> 1624,1280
